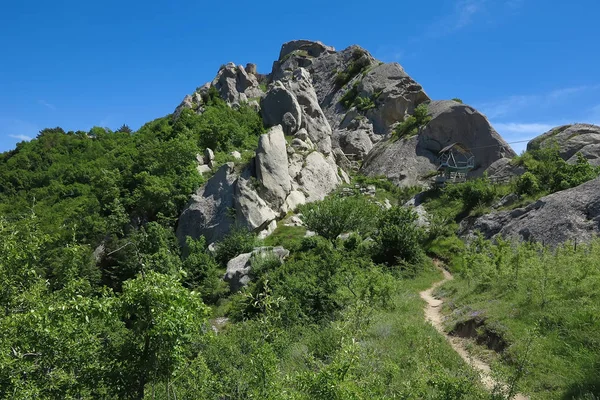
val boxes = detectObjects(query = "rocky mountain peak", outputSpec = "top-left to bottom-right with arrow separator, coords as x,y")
175,39 -> 517,242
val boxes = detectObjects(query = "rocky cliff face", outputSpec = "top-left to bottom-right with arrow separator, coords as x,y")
175,39 -> 517,244
460,177 -> 600,247
527,124 -> 600,165
361,100 -> 515,186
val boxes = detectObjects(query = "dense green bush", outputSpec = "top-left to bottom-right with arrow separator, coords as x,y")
334,48 -> 370,88
512,144 -> 600,196
183,236 -> 228,303
514,171 -> 540,196
373,206 -> 424,270
299,195 -> 382,240
213,226 -> 258,267
443,175 -> 498,211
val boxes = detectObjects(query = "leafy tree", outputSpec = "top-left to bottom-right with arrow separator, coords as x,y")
116,124 -> 133,133
119,272 -> 209,399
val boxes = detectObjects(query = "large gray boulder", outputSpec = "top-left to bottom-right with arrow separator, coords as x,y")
460,177 -> 600,247
261,82 -> 302,133
176,163 -> 237,245
297,151 -> 340,201
361,100 -> 516,187
255,125 -> 291,210
335,128 -> 373,159
224,246 -> 290,292
527,124 -> 600,166
234,165 -> 278,232
285,68 -> 333,153
484,158 -> 525,182
360,135 -> 436,187
360,63 -> 430,135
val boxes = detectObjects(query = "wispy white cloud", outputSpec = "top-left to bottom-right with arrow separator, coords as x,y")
424,0 -> 487,37
37,99 -> 56,110
493,122 -> 555,135
454,0 -> 485,30
421,0 -> 525,39
9,134 -> 33,142
478,84 -> 600,119
491,121 -> 556,154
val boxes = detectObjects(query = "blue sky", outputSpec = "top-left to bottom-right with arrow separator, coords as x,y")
1,0 -> 599,154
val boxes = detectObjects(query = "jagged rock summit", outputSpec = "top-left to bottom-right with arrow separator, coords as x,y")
175,39 -> 516,244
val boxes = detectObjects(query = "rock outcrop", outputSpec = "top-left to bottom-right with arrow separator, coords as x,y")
177,125 -> 342,246
297,152 -> 341,202
527,124 -> 600,166
262,68 -> 333,153
176,163 -> 237,245
460,177 -> 600,247
176,40 -> 522,245
261,83 -> 302,133
484,158 -> 525,182
255,125 -> 292,210
361,100 -> 516,187
224,246 -> 290,292
175,63 -> 264,116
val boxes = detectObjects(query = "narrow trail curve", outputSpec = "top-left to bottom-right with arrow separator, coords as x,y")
420,266 -> 529,400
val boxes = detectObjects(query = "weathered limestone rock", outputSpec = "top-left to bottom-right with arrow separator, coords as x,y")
527,124 -> 600,166
460,177 -> 600,247
261,82 -> 302,133
234,166 -> 277,232
255,125 -> 291,210
224,246 -> 290,292
337,129 -> 373,159
285,68 -> 333,153
361,100 -> 515,187
297,152 -> 340,201
485,158 -> 525,182
176,163 -> 237,246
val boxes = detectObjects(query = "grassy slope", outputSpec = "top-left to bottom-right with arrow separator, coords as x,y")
272,265 -> 487,399
437,242 -> 600,400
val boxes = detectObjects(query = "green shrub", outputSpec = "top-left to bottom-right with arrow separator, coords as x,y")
373,206 -> 424,269
515,171 -> 540,196
443,176 -> 498,213
513,144 -> 600,196
299,195 -> 382,241
334,49 -> 370,88
451,98 -> 464,104
340,82 -> 359,109
393,103 -> 431,139
214,227 -> 258,266
183,236 -> 227,303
